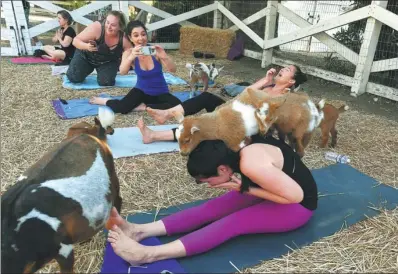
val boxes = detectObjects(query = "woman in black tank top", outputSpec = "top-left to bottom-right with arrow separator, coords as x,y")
66,11 -> 132,86
105,136 -> 318,265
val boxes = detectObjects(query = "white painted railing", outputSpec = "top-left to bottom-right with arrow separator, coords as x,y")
1,0 -> 397,101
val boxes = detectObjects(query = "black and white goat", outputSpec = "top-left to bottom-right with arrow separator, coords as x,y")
186,62 -> 224,98
1,107 -> 122,273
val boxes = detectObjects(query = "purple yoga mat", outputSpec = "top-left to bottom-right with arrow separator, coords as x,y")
101,236 -> 186,274
11,57 -> 56,64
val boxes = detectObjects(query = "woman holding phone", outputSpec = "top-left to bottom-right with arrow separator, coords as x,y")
66,10 -> 132,86
89,20 -> 181,113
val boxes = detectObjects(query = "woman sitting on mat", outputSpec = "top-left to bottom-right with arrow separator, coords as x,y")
138,64 -> 307,144
89,20 -> 180,112
33,10 -> 76,64
66,10 -> 132,86
106,134 -> 318,265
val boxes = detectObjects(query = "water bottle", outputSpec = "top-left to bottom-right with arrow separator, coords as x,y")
325,151 -> 350,164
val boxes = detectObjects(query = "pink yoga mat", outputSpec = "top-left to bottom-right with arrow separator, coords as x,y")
11,57 -> 57,64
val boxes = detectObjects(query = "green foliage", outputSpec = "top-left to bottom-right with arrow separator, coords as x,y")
332,0 -> 371,53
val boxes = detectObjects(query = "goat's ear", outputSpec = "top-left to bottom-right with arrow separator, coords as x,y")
218,66 -> 224,72
269,100 -> 285,112
94,117 -> 101,126
191,126 -> 200,135
172,111 -> 184,123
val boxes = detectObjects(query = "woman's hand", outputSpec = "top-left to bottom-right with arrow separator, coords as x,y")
155,45 -> 176,72
209,174 -> 242,192
265,68 -> 276,80
85,41 -> 98,52
154,45 -> 167,59
55,29 -> 63,40
127,45 -> 143,61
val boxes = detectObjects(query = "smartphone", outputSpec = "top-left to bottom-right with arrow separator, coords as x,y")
88,40 -> 97,46
141,46 -> 156,56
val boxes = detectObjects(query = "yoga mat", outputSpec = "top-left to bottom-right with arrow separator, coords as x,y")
100,164 -> 398,273
51,91 -> 201,120
107,124 -> 179,159
11,57 -> 56,64
101,237 -> 186,274
62,73 -> 187,90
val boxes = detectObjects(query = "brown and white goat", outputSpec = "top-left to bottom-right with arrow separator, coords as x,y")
1,106 -> 121,274
174,88 -> 273,155
252,91 -> 325,158
186,62 -> 224,98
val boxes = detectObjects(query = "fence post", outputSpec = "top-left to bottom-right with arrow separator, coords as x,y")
261,0 -> 278,68
118,0 -> 129,20
350,0 -> 387,97
213,1 -> 222,29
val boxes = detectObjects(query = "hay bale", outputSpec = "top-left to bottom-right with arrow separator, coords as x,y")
179,26 -> 236,58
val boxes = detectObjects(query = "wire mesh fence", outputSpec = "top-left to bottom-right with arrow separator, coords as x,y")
132,0 -> 214,43
218,0 -> 397,88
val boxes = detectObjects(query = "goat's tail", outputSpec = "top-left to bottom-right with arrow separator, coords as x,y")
185,63 -> 193,70
338,104 -> 349,113
317,99 -> 326,111
98,106 -> 115,139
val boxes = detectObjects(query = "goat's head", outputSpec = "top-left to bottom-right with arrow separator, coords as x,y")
67,107 -> 115,140
173,112 -> 203,156
209,63 -> 224,81
248,90 -> 286,134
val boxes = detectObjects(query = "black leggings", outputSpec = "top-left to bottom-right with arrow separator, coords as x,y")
66,49 -> 119,86
106,88 -> 181,114
171,92 -> 226,141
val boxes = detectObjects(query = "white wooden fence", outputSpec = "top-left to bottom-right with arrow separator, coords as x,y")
1,0 -> 397,101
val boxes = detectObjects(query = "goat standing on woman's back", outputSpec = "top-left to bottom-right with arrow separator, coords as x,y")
1,107 -> 122,273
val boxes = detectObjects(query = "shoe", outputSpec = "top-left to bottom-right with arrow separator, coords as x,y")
204,53 -> 215,59
193,51 -> 204,58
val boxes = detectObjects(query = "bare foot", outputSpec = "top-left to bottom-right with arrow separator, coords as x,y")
108,225 -> 151,266
146,107 -> 170,125
89,97 -> 109,105
105,207 -> 144,242
137,117 -> 155,144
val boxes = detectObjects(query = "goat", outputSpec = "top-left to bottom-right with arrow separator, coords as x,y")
1,106 -> 122,274
174,88 -> 275,155
252,91 -> 325,158
318,103 -> 349,148
267,102 -> 348,150
186,62 -> 224,98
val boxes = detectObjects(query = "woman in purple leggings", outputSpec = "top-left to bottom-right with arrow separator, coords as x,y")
107,134 -> 318,265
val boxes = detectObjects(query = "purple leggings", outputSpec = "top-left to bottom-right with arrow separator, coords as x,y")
162,191 -> 313,256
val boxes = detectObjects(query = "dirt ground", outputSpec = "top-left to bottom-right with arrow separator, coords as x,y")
1,51 -> 397,273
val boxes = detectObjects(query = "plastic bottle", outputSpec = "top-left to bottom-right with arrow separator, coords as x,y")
325,151 -> 350,164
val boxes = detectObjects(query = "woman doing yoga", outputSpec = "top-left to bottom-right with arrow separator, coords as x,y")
89,20 -> 180,112
138,64 -> 307,144
105,134 -> 318,265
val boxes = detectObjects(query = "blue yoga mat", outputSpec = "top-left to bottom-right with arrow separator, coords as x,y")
107,125 -> 179,159
100,164 -> 398,273
62,73 -> 187,90
51,91 -> 201,119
